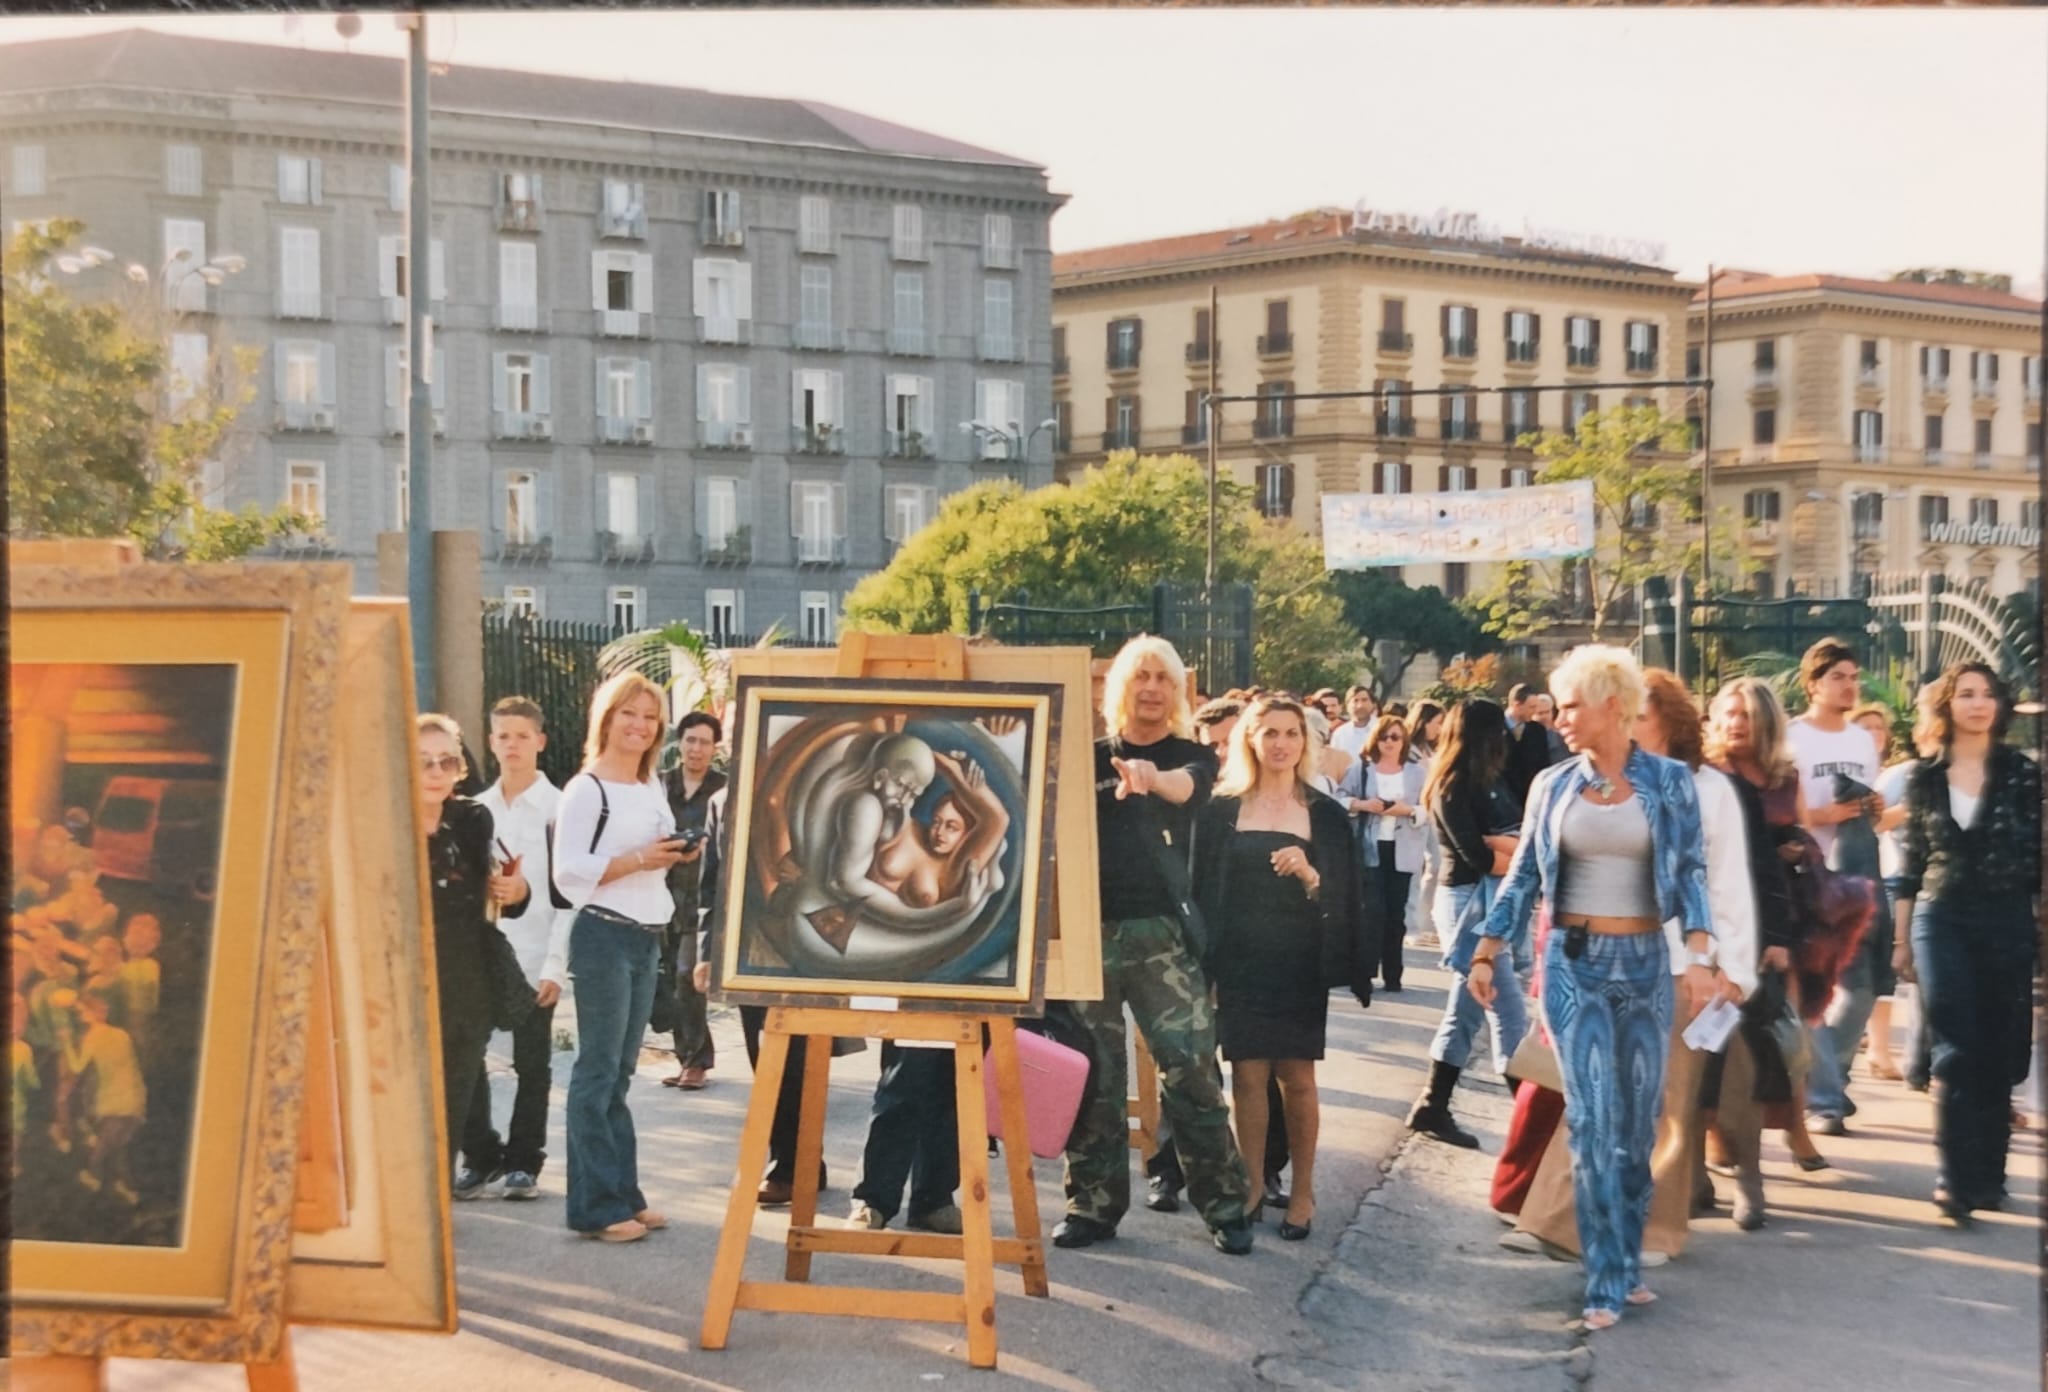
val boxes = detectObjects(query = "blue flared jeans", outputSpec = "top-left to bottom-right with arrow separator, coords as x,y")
564,908 -> 660,1232
1544,927 -> 1673,1317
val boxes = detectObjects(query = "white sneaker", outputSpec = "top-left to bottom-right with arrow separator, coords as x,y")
847,1202 -> 888,1230
1640,1250 -> 1671,1269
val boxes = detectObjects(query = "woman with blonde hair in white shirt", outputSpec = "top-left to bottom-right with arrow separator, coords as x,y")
550,672 -> 694,1243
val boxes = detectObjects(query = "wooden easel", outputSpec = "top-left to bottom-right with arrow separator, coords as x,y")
697,634 -> 1049,1371
1129,1032 -> 1163,1162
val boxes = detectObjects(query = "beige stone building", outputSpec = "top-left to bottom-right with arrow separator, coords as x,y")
1050,205 -> 1699,599
1692,271 -> 2043,601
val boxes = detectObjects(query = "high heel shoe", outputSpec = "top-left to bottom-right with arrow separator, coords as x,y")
1278,1218 -> 1312,1242
1794,1153 -> 1831,1173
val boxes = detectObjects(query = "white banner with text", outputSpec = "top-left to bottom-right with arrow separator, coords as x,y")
1322,479 -> 1596,570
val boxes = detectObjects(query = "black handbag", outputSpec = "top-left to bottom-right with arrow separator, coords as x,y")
546,772 -> 611,911
486,924 -> 538,1032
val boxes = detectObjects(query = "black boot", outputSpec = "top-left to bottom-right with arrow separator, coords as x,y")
1406,1061 -> 1481,1150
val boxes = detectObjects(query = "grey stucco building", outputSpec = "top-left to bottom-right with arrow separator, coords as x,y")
0,28 -> 1064,639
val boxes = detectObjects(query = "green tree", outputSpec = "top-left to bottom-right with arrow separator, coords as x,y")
844,453 -> 1360,690
1329,569 -> 1497,697
5,219 -> 299,559
1473,404 -> 1729,644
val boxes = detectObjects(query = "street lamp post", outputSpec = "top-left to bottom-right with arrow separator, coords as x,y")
400,11 -> 437,709
959,417 -> 1059,473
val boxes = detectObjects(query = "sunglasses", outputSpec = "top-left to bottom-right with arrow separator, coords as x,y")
420,754 -> 464,775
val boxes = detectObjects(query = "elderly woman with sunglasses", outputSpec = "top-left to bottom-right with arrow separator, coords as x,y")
1466,646 -> 1715,1332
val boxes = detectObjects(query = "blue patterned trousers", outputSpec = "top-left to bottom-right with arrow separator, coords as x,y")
1543,927 -> 1673,1316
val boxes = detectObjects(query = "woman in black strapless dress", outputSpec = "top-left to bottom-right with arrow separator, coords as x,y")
1193,694 -> 1373,1240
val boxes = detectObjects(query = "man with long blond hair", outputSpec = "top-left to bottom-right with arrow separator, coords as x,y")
1057,636 -> 1255,1256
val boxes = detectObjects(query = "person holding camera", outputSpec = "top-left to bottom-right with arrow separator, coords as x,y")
550,673 -> 692,1244
661,712 -> 726,1092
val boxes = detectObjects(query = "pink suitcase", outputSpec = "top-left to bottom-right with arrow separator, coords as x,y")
984,1027 -> 1090,1159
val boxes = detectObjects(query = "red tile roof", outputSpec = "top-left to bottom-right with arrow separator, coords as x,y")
1695,272 -> 2039,315
1056,208 -> 1674,279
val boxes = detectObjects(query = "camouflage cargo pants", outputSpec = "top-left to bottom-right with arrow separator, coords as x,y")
1062,915 -> 1251,1228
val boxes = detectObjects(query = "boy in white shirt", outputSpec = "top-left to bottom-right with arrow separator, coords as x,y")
463,696 -> 570,1200
1785,638 -> 1887,1136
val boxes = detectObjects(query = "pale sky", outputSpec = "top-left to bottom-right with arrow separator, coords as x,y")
6,9 -> 2044,288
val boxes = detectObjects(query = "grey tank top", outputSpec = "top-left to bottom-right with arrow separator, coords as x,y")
1556,794 -> 1659,918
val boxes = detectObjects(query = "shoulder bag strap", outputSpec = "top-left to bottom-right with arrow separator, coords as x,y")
586,771 -> 611,854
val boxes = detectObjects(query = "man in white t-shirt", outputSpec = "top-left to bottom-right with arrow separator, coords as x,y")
1329,685 -> 1378,760
1784,639 -> 1887,1136
464,696 -> 570,1200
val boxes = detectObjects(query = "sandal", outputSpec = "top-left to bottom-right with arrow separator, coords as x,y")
1626,1286 -> 1658,1306
1869,1060 -> 1904,1082
584,1219 -> 648,1243
634,1209 -> 668,1231
662,1073 -> 686,1088
1580,1309 -> 1621,1332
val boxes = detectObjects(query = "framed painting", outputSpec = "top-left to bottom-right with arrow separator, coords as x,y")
287,599 -> 456,1333
9,562 -> 351,1364
721,644 -> 1102,1003
716,676 -> 1060,1013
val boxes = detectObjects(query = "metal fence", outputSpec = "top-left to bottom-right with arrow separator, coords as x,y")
966,581 -> 1255,690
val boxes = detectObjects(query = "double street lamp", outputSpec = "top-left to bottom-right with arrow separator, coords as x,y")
959,417 -> 1060,467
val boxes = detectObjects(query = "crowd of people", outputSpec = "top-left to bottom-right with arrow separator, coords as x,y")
410,630 -> 2037,1330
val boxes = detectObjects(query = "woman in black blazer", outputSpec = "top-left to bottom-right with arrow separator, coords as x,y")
1193,694 -> 1373,1241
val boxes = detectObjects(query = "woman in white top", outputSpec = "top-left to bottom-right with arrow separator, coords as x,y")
1852,703 -> 1915,1084
551,672 -> 692,1243
1337,713 -> 1428,992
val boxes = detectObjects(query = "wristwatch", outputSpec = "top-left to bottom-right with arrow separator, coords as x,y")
1686,950 -> 1715,970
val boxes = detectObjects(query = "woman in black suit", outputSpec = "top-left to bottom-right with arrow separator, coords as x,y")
1194,693 -> 1373,1241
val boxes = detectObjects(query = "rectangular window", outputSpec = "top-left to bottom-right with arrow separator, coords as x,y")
1567,391 -> 1598,432
502,586 -> 541,619
1441,303 -> 1474,358
606,473 -> 642,542
792,480 -> 845,562
609,586 -> 644,633
702,189 -> 742,246
1972,351 -> 2000,396
1744,490 -> 1781,523
696,363 -> 751,446
693,257 -> 754,342
389,163 -> 407,212
891,271 -> 925,354
706,588 -> 742,644
1567,315 -> 1599,368
1969,496 -> 1998,528
1685,344 -> 1701,378
1504,389 -> 1537,442
701,478 -> 741,551
393,462 -> 409,531
1860,338 -> 1880,371
892,204 -> 925,260
163,217 -> 209,311
1443,464 -> 1476,492
885,484 -> 937,544
2030,421 -> 2044,467
1506,310 -> 1539,363
796,263 -> 835,348
801,592 -> 835,643
984,212 -> 1014,269
1376,461 -> 1408,494
1852,491 -> 1884,540
982,279 -> 1016,360
1442,392 -> 1478,442
2023,499 -> 2043,530
1974,417 -> 1994,461
1753,408 -> 1776,445
1054,399 -> 1072,452
799,195 -> 833,254
1754,338 -> 1777,371
1442,563 -> 1468,601
1256,463 -> 1293,520
499,240 -> 539,330
1108,318 -> 1141,370
1925,414 -> 1945,456
280,341 -> 322,405
1854,408 -> 1884,460
1263,299 -> 1292,356
977,379 -> 1027,456
1919,494 -> 1950,529
1052,324 -> 1069,375
166,143 -> 202,196
504,470 -> 539,542
1922,345 -> 1952,387
600,178 -> 646,238
11,144 -> 45,196
886,373 -> 935,451
1377,379 -> 1411,437
1626,320 -> 1658,372
1505,465 -> 1534,489
385,344 -> 448,432
1256,381 -> 1293,439
168,332 -> 209,414
2026,356 -> 2044,400
286,460 -> 326,526
792,369 -> 845,442
277,154 -> 319,205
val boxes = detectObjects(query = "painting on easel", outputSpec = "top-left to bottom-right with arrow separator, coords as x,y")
12,663 -> 232,1249
718,676 -> 1059,1012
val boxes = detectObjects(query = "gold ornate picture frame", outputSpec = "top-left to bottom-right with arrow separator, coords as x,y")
10,563 -> 351,1365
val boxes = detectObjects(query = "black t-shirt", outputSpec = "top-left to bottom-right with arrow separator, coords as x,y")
1095,734 -> 1217,921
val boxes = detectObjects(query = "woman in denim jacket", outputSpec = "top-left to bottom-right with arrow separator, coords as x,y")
1467,647 -> 1714,1331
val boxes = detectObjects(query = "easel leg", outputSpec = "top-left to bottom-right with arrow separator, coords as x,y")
784,1032 -> 834,1282
989,1020 -> 1049,1297
11,1356 -> 105,1391
700,1027 -> 792,1351
245,1327 -> 299,1392
953,1029 -> 1000,1370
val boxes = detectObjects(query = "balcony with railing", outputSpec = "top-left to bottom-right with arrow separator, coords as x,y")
276,288 -> 331,321
1853,516 -> 1884,543
699,525 -> 752,566
497,532 -> 553,564
1505,340 -> 1538,365
1185,341 -> 1211,366
498,199 -> 539,233
2028,379 -> 2043,405
275,400 -> 336,432
1181,423 -> 1208,446
1973,377 -> 1998,401
1859,364 -> 1883,390
599,205 -> 647,240
384,405 -> 447,437
983,241 -> 1016,271
1925,447 -> 1948,467
1924,372 -> 1950,397
1566,346 -> 1599,369
1854,442 -> 1884,464
980,333 -> 1023,363
1376,413 -> 1416,439
1101,426 -> 1139,451
497,301 -> 541,332
885,428 -> 933,460
1440,418 -> 1481,443
599,415 -> 654,446
1052,353 -> 1070,377
495,411 -> 554,442
886,326 -> 929,357
1107,343 -> 1141,372
1259,332 -> 1294,358
794,533 -> 849,567
1377,329 -> 1413,354
1974,450 -> 1996,470
1442,336 -> 1476,361
699,216 -> 744,249
697,420 -> 753,450
600,308 -> 645,338
1252,413 -> 1291,440
794,423 -> 846,455
697,315 -> 751,346
794,321 -> 845,352
1625,351 -> 1657,373
597,529 -> 654,564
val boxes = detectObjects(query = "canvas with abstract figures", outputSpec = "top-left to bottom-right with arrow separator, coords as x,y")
718,678 -> 1059,1011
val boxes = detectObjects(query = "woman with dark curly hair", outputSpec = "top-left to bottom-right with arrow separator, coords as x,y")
1892,662 -> 2040,1226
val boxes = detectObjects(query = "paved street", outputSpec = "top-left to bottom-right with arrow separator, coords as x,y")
106,951 -> 2037,1391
